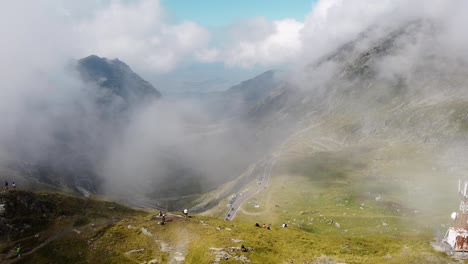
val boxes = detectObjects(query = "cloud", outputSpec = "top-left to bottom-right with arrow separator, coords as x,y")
201,17 -> 303,68
76,0 -> 210,73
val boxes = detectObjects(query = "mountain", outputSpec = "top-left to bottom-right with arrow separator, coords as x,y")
2,20 -> 467,263
194,20 -> 468,218
3,55 -> 162,196
77,55 -> 161,107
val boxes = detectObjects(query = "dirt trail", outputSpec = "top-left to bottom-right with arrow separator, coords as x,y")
168,228 -> 190,264
2,229 -> 66,264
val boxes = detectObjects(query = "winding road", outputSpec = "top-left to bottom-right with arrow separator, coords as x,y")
224,157 -> 275,221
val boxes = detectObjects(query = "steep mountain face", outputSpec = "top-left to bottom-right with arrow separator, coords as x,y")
4,55 -> 161,195
233,20 -> 468,140
197,20 -> 468,212
77,55 -> 161,107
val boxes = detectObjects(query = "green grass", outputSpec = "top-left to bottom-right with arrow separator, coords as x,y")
1,142 -> 462,263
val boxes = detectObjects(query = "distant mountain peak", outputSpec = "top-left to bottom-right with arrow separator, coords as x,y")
77,55 -> 161,106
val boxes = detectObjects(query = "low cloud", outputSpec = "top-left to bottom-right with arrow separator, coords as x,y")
201,17 -> 303,68
76,0 -> 210,73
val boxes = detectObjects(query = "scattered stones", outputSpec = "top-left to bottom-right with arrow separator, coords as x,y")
158,241 -> 172,252
231,238 -> 243,243
335,223 -> 341,228
225,228 -> 232,231
128,225 -> 135,229
173,252 -> 185,262
209,246 -> 253,263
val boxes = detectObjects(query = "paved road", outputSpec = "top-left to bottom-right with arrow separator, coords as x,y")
225,157 -> 275,221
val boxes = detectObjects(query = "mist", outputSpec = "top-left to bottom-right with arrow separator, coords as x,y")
2,0 -> 468,213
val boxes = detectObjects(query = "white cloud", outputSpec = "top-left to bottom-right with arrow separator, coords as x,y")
205,18 -> 304,68
195,48 -> 220,63
77,0 -> 210,73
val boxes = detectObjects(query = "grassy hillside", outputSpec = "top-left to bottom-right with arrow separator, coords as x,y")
0,134 -> 462,264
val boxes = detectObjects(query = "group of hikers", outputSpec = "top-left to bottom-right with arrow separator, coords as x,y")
255,222 -> 271,230
255,222 -> 288,229
157,208 -> 189,225
158,210 -> 167,225
4,180 -> 16,191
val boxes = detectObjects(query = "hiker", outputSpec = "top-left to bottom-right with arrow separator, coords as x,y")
158,210 -> 163,217
241,244 -> 248,252
183,208 -> 188,217
262,223 -> 266,229
12,181 -> 16,190
282,223 -> 288,228
16,244 -> 21,258
161,214 -> 166,225
255,222 -> 260,227
4,180 -> 8,191
267,224 -> 271,230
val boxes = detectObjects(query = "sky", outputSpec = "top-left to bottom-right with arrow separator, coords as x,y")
147,0 -> 317,93
2,0 -> 466,96
162,0 -> 316,28
72,0 -> 318,94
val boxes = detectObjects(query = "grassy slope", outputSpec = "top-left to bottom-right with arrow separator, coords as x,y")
1,141 -> 464,263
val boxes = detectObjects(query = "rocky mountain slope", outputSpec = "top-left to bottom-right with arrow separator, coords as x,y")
77,55 -> 161,107
2,55 -> 161,196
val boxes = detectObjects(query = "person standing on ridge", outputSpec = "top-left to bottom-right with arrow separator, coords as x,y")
12,181 -> 16,190
183,208 -> 188,218
4,181 -> 8,191
16,244 -> 21,258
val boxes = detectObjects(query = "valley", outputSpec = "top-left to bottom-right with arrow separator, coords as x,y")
2,1 -> 468,263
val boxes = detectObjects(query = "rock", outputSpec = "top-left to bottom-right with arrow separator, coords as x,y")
141,227 -> 153,237
125,248 -> 144,255
174,252 -> 185,261
209,247 -> 224,251
159,241 -> 172,252
231,238 -> 243,243
128,225 -> 134,229
335,223 -> 341,228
